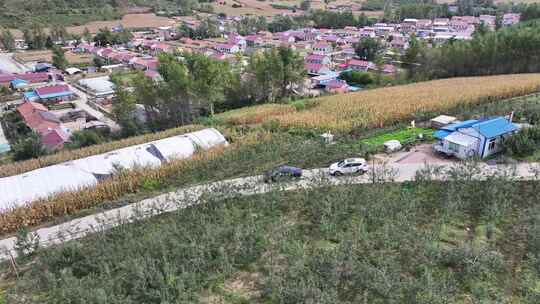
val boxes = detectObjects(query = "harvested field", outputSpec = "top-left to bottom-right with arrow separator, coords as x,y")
10,13 -> 176,38
67,13 -> 176,34
13,50 -> 93,65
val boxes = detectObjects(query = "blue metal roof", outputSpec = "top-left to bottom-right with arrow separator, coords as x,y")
36,91 -> 74,99
24,91 -> 38,99
441,119 -> 480,132
473,117 -> 519,138
433,129 -> 451,140
10,79 -> 28,87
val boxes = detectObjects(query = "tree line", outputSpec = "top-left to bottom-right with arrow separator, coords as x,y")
112,47 -> 306,135
406,20 -> 540,79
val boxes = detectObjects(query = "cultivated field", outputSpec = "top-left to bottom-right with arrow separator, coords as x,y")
10,13 -> 176,38
13,50 -> 92,65
220,74 -> 540,132
211,0 -> 368,17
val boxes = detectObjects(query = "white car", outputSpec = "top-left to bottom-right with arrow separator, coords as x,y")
329,158 -> 369,176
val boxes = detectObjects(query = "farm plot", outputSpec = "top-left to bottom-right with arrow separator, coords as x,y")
222,74 -> 540,133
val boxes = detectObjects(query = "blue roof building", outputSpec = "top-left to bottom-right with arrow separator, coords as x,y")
433,117 -> 519,159
433,119 -> 480,140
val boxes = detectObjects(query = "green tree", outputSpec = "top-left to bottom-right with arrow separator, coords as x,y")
82,27 -> 92,42
12,132 -> 47,161
246,46 -> 306,102
52,46 -> 68,70
354,37 -> 383,61
23,23 -> 47,49
300,0 -> 311,11
50,23 -> 68,43
183,52 -> 234,115
112,83 -> 143,137
94,28 -> 113,46
0,28 -> 15,51
65,130 -> 105,149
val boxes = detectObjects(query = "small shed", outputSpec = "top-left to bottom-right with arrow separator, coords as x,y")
430,115 -> 457,129
384,140 -> 402,152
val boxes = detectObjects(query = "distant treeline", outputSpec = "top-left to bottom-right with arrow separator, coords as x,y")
408,20 -> 540,79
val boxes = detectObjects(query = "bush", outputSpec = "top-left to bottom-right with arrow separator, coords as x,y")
11,132 -> 47,161
290,100 -> 306,111
66,130 -> 105,149
339,71 -> 374,86
503,126 -> 540,157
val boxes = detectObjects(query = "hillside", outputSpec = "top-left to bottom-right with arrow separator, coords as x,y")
0,0 -> 180,27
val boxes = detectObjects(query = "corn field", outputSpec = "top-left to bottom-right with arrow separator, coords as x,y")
218,104 -> 296,125
222,74 -> 540,132
0,125 -> 206,178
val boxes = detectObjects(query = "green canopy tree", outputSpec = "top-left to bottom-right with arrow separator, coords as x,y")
0,28 -> 15,51
52,46 -> 68,70
354,37 -> 383,61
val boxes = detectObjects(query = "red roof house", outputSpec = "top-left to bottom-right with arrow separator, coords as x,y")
347,59 -> 373,72
42,128 -> 71,150
17,102 -> 71,150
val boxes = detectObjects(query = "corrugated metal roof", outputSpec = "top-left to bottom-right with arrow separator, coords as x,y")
445,132 -> 478,146
433,130 -> 451,140
441,119 -> 479,132
473,117 -> 519,138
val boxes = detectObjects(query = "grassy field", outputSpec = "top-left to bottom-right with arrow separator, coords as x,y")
219,74 -> 540,133
360,127 -> 434,146
3,165 -> 540,303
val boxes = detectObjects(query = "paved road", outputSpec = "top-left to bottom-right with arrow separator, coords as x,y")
0,53 -> 29,73
68,84 -> 120,131
0,161 -> 538,261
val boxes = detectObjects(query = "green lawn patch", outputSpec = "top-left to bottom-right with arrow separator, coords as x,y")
360,127 -> 434,147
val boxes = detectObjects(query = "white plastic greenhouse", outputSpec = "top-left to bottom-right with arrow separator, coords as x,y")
0,128 -> 228,210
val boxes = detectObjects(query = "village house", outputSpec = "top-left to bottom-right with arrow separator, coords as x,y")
32,84 -> 75,103
479,15 -> 496,29
325,80 -> 350,94
150,43 -> 172,55
130,57 -> 159,71
346,59 -> 373,72
305,63 -> 332,75
502,13 -> 521,27
215,43 -> 240,54
17,101 -> 71,150
433,117 -> 519,159
360,27 -> 376,38
305,53 -> 331,65
312,42 -> 333,55
2,72 -> 51,90
400,19 -> 418,33
245,35 -> 263,47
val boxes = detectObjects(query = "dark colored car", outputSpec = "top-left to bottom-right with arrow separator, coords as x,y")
263,165 -> 303,183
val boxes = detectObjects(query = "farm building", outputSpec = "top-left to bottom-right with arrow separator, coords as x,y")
0,128 -> 228,209
433,117 -> 519,159
78,77 -> 116,97
33,84 -> 75,102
